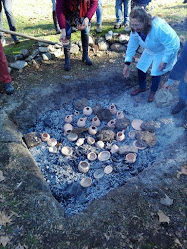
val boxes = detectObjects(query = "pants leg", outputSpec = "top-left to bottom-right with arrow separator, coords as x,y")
96,0 -> 102,24
115,0 -> 123,24
178,79 -> 187,101
51,0 -> 56,11
0,41 -> 12,84
138,69 -> 146,89
124,0 -> 131,25
151,75 -> 161,92
2,0 -> 17,41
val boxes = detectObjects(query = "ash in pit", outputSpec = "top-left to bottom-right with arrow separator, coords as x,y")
28,89 -> 186,216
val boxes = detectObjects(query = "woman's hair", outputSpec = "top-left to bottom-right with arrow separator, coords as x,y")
130,7 -> 153,35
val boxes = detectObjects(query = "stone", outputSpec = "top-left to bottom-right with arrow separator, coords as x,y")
154,89 -> 174,108
136,131 -> 157,147
95,37 -> 105,46
34,55 -> 43,64
53,49 -> 64,58
105,33 -> 112,41
20,49 -> 29,58
25,49 -> 39,62
96,108 -> 113,122
23,132 -> 41,148
14,54 -> 24,61
74,98 -> 89,110
110,43 -> 126,52
9,60 -> 28,70
96,127 -> 115,142
140,121 -> 159,133
115,118 -> 130,130
38,42 -> 49,47
39,47 -> 49,53
42,52 -> 51,61
118,34 -> 129,43
98,41 -> 109,51
89,36 -> 94,46
48,45 -> 55,52
118,145 -> 138,155
70,44 -> 80,54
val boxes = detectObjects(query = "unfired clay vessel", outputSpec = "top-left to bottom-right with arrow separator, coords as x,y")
116,130 -> 125,142
107,119 -> 116,128
125,153 -> 137,163
83,106 -> 93,116
77,117 -> 87,128
65,115 -> 73,123
80,177 -> 92,187
47,138 -> 57,147
109,103 -> 117,115
41,132 -> 50,142
75,138 -> 85,147
78,161 -> 90,173
110,144 -> 119,154
64,123 -> 73,134
92,116 -> 101,127
87,152 -> 97,161
88,126 -> 98,135
61,146 -> 73,156
116,111 -> 125,119
96,140 -> 105,149
98,151 -> 111,161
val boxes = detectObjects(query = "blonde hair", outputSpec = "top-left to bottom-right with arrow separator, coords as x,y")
130,7 -> 153,35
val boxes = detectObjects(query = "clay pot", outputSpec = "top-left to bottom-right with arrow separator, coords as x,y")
83,106 -> 93,116
125,153 -> 137,163
116,111 -> 124,119
61,146 -> 73,156
116,130 -> 125,142
63,123 -> 73,134
87,136 -> 95,145
92,116 -> 101,127
47,138 -> 57,147
74,110 -> 80,116
109,103 -> 117,115
67,133 -> 78,142
75,138 -> 85,147
96,140 -> 105,149
78,161 -> 90,173
80,177 -> 92,188
77,117 -> 87,128
88,126 -> 98,135
104,165 -> 113,174
98,151 -> 111,161
41,132 -> 50,142
65,115 -> 73,123
110,144 -> 119,154
87,152 -> 97,161
107,119 -> 116,128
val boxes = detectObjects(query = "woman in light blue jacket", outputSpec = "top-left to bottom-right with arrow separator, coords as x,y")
123,7 -> 180,102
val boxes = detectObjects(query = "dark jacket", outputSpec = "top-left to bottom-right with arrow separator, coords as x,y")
0,0 -> 2,13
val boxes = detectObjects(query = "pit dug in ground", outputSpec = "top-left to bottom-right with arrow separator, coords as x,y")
27,80 -> 186,216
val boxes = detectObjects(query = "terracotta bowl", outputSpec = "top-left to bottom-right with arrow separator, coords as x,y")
80,177 -> 92,188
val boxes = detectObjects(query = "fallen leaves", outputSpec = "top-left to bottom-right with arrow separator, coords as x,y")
0,235 -> 12,247
157,210 -> 170,224
160,194 -> 173,206
177,165 -> 187,178
0,211 -> 13,226
0,171 -> 5,182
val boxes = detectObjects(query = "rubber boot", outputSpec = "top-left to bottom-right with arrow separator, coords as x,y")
64,38 -> 71,71
81,33 -> 92,66
52,11 -> 60,34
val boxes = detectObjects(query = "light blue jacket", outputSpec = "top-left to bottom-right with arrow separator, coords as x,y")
125,17 -> 180,76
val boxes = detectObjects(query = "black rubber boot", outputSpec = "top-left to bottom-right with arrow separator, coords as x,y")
171,98 -> 186,114
81,33 -> 92,66
64,38 -> 71,71
52,11 -> 60,34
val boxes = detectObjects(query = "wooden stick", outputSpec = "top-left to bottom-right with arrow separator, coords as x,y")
0,28 -> 61,46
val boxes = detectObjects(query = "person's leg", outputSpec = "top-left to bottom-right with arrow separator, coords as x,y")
2,0 -> 19,42
0,41 -> 14,94
124,0 -> 131,30
52,0 -> 60,34
148,75 -> 161,102
81,26 -> 92,66
63,23 -> 72,71
114,0 -> 123,28
131,69 -> 147,96
96,0 -> 102,33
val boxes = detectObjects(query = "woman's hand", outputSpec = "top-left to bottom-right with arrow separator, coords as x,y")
123,64 -> 130,79
159,62 -> 167,71
59,28 -> 66,42
77,17 -> 89,30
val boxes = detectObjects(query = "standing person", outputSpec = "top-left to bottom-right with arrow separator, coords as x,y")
51,0 -> 60,34
114,0 -> 131,31
56,0 -> 98,71
132,0 -> 152,9
163,41 -> 187,114
0,1 -> 14,94
123,7 -> 180,102
96,0 -> 102,33
0,0 -> 19,43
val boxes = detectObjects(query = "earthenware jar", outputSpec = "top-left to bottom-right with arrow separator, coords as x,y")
87,152 -> 97,161
88,125 -> 98,135
98,151 -> 111,161
92,116 -> 101,127
125,153 -> 137,163
78,161 -> 90,173
80,177 -> 92,187
116,130 -> 125,142
110,144 -> 119,154
87,136 -> 95,145
41,132 -> 50,142
109,103 -> 117,115
116,111 -> 124,119
63,123 -> 73,134
77,117 -> 87,128
61,146 -> 73,156
96,140 -> 105,149
74,110 -> 80,116
107,119 -> 116,128
65,114 -> 73,123
104,165 -> 113,174
83,106 -> 93,116
75,138 -> 85,147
